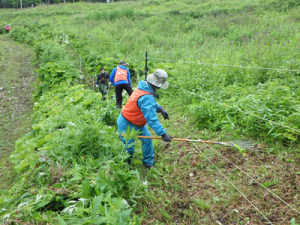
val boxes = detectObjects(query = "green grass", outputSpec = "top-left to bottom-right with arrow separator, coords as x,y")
0,35 -> 36,189
0,0 -> 300,224
133,85 -> 300,223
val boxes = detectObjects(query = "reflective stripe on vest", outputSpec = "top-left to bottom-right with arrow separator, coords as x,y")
114,67 -> 128,83
122,89 -> 154,127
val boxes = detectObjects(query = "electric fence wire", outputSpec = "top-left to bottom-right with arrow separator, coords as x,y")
174,115 -> 300,217
181,140 -> 273,224
169,83 -> 300,134
160,58 -> 300,218
148,57 -> 300,73
202,151 -> 272,223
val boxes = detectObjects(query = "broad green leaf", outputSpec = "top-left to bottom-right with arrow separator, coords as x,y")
57,214 -> 67,225
92,194 -> 103,220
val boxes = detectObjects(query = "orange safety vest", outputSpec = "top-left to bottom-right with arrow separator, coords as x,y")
114,66 -> 128,83
5,26 -> 11,30
122,89 -> 154,127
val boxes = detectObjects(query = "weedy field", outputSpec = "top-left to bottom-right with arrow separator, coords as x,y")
0,0 -> 300,224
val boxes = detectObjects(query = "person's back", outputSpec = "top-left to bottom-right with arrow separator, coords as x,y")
109,60 -> 133,108
117,69 -> 171,169
5,25 -> 11,33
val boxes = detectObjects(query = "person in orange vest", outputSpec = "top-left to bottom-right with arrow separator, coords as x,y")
96,67 -> 110,100
117,69 -> 171,169
5,24 -> 11,33
109,60 -> 133,108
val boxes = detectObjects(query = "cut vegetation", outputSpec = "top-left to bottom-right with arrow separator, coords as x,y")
0,35 -> 36,189
0,0 -> 299,224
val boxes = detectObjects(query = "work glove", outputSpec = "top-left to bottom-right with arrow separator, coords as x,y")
96,85 -> 98,87
158,107 -> 169,120
109,82 -> 111,85
162,132 -> 171,142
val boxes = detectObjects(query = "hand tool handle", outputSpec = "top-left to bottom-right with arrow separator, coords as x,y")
130,135 -> 216,144
120,135 -> 255,150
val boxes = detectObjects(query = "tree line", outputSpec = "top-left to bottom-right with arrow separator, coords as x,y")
0,0 -> 125,9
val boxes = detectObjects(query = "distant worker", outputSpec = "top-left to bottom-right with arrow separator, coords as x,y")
96,67 -> 110,100
5,24 -> 11,33
117,69 -> 171,169
109,60 -> 133,108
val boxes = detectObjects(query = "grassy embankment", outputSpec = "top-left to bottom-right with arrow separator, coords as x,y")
1,0 -> 300,224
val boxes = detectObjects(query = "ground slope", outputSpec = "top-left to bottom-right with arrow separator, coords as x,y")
0,35 -> 36,189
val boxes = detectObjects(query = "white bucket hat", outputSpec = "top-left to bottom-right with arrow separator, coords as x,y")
147,69 -> 169,89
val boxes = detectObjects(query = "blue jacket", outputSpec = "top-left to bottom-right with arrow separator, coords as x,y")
135,80 -> 166,136
109,65 -> 131,86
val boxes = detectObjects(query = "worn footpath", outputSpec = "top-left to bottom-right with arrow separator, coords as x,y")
0,35 -> 36,189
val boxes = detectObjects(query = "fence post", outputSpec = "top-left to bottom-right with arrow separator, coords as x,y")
145,52 -> 148,80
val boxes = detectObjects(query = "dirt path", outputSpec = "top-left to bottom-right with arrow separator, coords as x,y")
0,35 -> 36,189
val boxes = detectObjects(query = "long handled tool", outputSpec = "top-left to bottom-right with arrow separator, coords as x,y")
132,135 -> 256,151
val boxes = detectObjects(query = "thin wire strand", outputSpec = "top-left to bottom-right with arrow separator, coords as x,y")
169,83 -> 300,134
186,137 -> 272,224
148,57 -> 300,73
177,122 -> 300,216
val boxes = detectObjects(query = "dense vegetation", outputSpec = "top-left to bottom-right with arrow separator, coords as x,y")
0,0 -> 128,10
0,0 -> 299,223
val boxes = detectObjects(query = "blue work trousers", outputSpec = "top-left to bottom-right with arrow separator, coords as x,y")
117,114 -> 154,167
